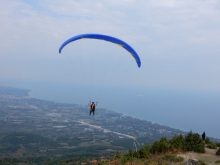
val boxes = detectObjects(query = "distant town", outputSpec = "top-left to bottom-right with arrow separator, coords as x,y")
0,86 -> 187,142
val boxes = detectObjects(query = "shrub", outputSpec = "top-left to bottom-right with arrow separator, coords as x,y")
114,151 -> 122,159
124,149 -> 136,162
205,138 -> 217,149
120,156 -> 129,164
138,145 -> 151,159
169,134 -> 186,151
216,148 -> 220,156
185,131 -> 205,153
150,141 -> 161,154
150,137 -> 173,154
207,143 -> 217,149
205,137 -> 210,144
215,160 -> 220,163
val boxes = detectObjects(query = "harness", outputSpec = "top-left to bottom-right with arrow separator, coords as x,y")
91,104 -> 95,110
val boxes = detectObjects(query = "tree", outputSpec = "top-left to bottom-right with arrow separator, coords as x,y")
138,145 -> 151,158
170,134 -> 186,151
150,137 -> 173,154
114,151 -> 122,159
185,131 -> 205,153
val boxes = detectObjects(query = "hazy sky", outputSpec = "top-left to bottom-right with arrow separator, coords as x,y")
1,0 -> 220,138
1,0 -> 220,92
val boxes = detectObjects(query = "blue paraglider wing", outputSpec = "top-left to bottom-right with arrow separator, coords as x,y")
59,34 -> 141,68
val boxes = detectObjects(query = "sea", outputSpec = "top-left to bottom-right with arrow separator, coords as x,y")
2,81 -> 220,139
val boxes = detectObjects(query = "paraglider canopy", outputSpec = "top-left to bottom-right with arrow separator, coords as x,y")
59,33 -> 141,68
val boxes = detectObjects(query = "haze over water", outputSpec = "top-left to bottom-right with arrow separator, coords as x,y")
11,82 -> 219,139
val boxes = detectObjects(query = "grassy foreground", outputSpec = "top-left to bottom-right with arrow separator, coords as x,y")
178,148 -> 220,165
94,148 -> 220,165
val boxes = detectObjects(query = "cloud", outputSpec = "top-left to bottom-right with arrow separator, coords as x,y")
0,0 -> 220,92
